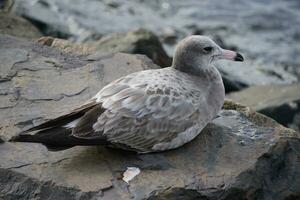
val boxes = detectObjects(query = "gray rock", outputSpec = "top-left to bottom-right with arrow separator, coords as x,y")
85,29 -> 172,67
0,34 -> 158,141
0,12 -> 42,39
290,113 -> 300,132
0,34 -> 299,200
0,0 -> 14,12
216,61 -> 298,92
37,36 -> 95,55
227,84 -> 300,132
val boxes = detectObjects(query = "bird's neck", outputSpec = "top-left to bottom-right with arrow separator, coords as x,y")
172,54 -> 210,76
172,62 -> 211,77
172,61 -> 223,86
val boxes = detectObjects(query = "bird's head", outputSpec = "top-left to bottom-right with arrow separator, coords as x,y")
172,35 -> 244,73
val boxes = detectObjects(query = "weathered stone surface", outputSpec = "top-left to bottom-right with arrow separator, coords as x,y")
216,61 -> 297,93
84,29 -> 172,67
0,35 -> 299,200
0,12 -> 42,39
0,34 -> 158,141
227,84 -> 300,131
37,36 -> 95,55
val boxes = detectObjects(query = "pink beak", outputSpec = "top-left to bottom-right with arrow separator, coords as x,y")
219,49 -> 244,62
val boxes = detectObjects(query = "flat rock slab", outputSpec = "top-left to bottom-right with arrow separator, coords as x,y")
227,84 -> 300,131
0,35 -> 299,200
0,34 -> 157,141
84,29 -> 172,67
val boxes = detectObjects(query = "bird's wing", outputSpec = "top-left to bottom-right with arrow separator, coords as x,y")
71,72 -> 204,152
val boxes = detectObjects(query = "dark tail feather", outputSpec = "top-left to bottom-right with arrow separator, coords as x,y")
11,127 -> 108,151
24,100 -> 98,133
11,134 -> 73,151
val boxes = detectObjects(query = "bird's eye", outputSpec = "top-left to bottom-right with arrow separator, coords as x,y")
203,46 -> 213,53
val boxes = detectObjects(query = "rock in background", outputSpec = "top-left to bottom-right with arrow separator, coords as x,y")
0,12 -> 42,39
227,84 -> 300,132
0,34 -> 299,200
36,29 -> 295,93
84,29 -> 172,67
10,0 -> 300,85
37,36 -> 95,55
0,0 -> 14,12
216,61 -> 297,92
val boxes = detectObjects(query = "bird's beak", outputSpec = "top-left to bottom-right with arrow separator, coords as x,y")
217,48 -> 244,62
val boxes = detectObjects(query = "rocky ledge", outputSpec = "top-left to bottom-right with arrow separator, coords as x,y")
228,84 -> 300,132
0,35 -> 299,200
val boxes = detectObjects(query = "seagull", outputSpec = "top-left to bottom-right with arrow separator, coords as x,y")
12,35 -> 244,153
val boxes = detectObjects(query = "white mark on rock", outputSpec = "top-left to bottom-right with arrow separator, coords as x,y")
122,167 -> 140,183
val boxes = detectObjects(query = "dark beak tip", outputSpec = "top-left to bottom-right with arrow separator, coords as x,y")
235,53 -> 244,62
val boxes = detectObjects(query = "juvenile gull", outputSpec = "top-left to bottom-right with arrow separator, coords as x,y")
12,35 -> 244,153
